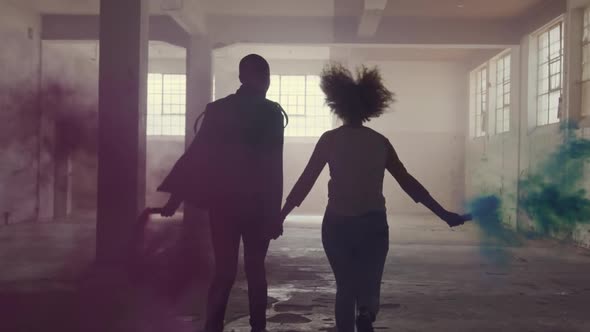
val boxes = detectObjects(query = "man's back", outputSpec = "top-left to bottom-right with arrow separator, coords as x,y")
199,90 -> 285,203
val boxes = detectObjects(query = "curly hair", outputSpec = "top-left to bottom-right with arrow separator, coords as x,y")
320,63 -> 394,123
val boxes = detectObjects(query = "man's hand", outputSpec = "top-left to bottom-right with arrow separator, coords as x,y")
442,211 -> 467,228
266,210 -> 288,240
266,222 -> 284,240
161,195 -> 182,217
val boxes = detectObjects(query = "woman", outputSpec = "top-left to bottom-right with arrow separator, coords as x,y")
279,64 -> 466,332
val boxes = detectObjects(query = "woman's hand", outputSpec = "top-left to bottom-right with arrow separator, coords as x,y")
266,222 -> 284,240
266,209 -> 289,240
441,210 -> 467,227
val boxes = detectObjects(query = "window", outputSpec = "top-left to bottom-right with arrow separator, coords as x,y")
147,73 -> 186,136
582,8 -> 590,118
267,75 -> 332,137
474,67 -> 488,137
583,8 -> 590,81
536,21 -> 564,126
495,54 -> 511,134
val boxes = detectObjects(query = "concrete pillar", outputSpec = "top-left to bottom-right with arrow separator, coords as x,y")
185,35 -> 212,141
96,0 -> 149,265
183,35 -> 213,269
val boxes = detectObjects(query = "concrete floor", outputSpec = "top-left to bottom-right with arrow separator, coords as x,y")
1,214 -> 590,332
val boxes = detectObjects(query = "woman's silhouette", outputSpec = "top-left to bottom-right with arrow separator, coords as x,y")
279,64 -> 466,332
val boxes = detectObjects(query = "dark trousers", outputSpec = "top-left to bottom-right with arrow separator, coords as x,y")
322,211 -> 389,332
204,206 -> 270,332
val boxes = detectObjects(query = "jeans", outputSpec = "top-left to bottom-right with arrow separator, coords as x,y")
322,211 -> 389,332
204,205 -> 271,332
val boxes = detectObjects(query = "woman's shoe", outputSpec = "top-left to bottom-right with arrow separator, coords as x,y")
356,307 -> 375,332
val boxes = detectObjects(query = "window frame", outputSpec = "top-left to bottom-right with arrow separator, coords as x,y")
583,7 -> 590,83
267,74 -> 333,138
535,19 -> 564,127
494,52 -> 511,134
472,64 -> 489,138
147,73 -> 187,137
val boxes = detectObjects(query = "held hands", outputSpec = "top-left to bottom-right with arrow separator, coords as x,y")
161,195 -> 182,217
266,209 -> 289,240
266,222 -> 284,240
441,210 -> 469,228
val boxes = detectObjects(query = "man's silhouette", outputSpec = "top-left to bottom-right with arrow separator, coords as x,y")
158,54 -> 285,332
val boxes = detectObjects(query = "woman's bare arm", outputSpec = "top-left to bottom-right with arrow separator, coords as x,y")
280,134 -> 329,219
386,141 -> 465,227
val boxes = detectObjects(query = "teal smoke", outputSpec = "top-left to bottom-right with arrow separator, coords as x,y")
468,121 -> 590,258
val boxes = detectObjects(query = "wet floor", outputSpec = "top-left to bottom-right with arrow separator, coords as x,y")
1,214 -> 590,331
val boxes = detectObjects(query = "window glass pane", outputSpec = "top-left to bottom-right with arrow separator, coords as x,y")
539,31 -> 549,49
269,74 -> 332,137
541,96 -> 549,114
147,73 -> 187,136
504,58 -> 511,77
494,54 -> 511,134
584,10 -> 590,82
550,74 -> 561,90
536,21 -> 563,127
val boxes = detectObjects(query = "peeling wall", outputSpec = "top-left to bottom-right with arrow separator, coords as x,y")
0,2 -> 42,224
41,41 -> 99,217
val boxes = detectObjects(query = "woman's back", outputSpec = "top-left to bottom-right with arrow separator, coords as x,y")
324,126 -> 389,216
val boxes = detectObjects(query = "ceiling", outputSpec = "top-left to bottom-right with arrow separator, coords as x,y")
214,44 -> 331,60
351,46 -> 504,62
44,38 -> 503,64
382,0 -> 547,19
204,0 -> 548,19
9,0 -> 168,14
212,43 -> 506,64
204,0 -> 338,17
42,40 -> 186,59
12,0 -> 549,19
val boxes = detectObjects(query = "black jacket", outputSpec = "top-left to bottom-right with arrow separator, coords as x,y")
158,86 -> 285,218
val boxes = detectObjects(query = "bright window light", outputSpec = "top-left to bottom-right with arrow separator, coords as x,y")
147,73 -> 186,136
495,53 -> 511,134
473,67 -> 488,138
536,21 -> 564,126
267,75 -> 332,137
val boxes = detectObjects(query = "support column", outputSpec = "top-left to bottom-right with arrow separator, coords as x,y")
183,34 -> 213,268
96,0 -> 149,265
185,35 -> 212,141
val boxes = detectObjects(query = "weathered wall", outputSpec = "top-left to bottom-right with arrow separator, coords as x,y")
465,47 -> 521,229
41,41 -> 99,217
570,0 -> 590,248
465,1 -> 590,247
0,2 -> 41,224
366,60 -> 468,215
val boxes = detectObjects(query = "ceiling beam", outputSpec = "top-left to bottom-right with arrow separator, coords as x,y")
42,15 -> 190,48
357,0 -> 388,38
208,15 -> 522,46
160,0 -> 207,35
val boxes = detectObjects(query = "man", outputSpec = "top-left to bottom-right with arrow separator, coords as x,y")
158,54 -> 285,332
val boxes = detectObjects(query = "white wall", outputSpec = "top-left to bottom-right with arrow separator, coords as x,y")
367,61 -> 468,214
